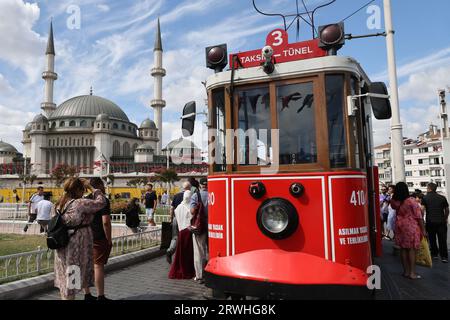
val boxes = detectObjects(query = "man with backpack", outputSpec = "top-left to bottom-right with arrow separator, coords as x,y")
23,186 -> 44,233
83,178 -> 112,300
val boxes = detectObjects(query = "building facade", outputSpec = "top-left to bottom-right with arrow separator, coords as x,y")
375,124 -> 446,195
0,19 -> 203,178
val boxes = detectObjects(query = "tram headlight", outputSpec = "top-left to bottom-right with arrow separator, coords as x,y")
205,44 -> 228,73
318,22 -> 345,55
257,198 -> 299,240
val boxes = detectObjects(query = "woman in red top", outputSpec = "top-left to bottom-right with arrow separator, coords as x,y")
390,182 -> 426,280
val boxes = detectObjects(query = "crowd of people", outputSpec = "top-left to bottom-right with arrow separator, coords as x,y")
18,177 -> 207,300
380,182 -> 449,280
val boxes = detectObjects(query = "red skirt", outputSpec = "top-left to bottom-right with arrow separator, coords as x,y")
168,228 -> 195,279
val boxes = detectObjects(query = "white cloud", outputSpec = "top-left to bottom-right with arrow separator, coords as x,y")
0,104 -> 35,151
96,4 -> 110,12
0,74 -> 14,94
0,0 -> 45,82
399,66 -> 450,102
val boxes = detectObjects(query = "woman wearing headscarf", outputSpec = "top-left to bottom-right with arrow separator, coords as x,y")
168,190 -> 195,279
390,182 -> 426,280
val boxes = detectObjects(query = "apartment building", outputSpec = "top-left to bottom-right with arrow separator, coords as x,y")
375,125 -> 446,195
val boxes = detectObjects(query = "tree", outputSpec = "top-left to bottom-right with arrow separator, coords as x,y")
19,174 -> 38,188
50,164 -> 79,187
154,169 -> 179,194
126,177 -> 148,188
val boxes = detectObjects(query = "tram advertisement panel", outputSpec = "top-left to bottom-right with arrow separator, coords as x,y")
329,176 -> 372,271
208,178 -> 229,258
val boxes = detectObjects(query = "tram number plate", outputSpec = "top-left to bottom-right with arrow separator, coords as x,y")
350,190 -> 366,206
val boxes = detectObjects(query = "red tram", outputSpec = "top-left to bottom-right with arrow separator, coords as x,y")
182,23 -> 391,299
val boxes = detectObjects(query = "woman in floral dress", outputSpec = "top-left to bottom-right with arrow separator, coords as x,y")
390,182 -> 426,280
53,177 -> 106,300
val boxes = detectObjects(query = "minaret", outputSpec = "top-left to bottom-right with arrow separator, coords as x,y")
41,21 -> 58,117
150,18 -> 166,155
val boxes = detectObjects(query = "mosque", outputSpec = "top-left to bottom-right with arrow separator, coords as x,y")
0,19 -> 203,180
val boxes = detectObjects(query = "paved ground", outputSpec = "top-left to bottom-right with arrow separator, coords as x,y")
32,255 -> 206,300
29,230 -> 450,300
375,235 -> 450,300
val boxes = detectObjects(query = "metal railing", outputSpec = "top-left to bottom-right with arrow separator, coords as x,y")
110,213 -> 171,224
0,204 -> 28,220
0,204 -> 171,224
0,228 -> 162,284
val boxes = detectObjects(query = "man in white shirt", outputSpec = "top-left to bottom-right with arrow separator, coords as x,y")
36,194 -> 53,233
23,186 -> 45,233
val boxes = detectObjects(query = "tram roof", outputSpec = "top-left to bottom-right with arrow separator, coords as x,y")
206,56 -> 371,91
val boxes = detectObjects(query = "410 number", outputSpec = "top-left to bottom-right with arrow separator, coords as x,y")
350,190 -> 366,206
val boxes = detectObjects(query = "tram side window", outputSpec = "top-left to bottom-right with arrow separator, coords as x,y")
277,82 -> 317,164
237,87 -> 272,166
350,77 -> 363,169
326,75 -> 347,168
212,89 -> 226,172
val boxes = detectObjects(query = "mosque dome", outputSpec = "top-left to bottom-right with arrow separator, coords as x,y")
49,95 -> 129,121
165,137 -> 200,151
140,119 -> 157,129
33,114 -> 48,122
0,141 -> 18,153
24,122 -> 32,131
136,144 -> 154,152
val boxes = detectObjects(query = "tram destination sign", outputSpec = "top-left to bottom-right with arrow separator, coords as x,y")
230,29 -> 327,69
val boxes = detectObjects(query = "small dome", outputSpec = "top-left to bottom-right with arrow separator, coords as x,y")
24,122 -> 32,131
165,137 -> 200,151
140,118 -> 157,129
33,114 -> 48,123
96,113 -> 110,121
136,144 -> 154,152
0,141 -> 18,153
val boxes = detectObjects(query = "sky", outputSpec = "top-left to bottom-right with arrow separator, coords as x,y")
0,0 -> 449,154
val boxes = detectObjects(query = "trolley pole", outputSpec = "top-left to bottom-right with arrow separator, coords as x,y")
439,89 -> 450,197
383,0 -> 405,183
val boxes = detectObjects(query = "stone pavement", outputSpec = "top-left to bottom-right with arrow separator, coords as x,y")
31,256 -> 206,300
29,230 -> 449,300
375,234 -> 450,300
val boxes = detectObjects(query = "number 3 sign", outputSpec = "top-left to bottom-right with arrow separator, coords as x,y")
266,29 -> 288,49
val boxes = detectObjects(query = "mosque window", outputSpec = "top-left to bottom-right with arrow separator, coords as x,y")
128,126 -> 131,131
150,131 -> 153,137
43,125 -> 46,130
69,120 -> 76,127
37,125 -> 41,130
132,143 -> 138,153
80,120 -> 87,127
81,138 -> 84,146
113,123 -> 119,129
97,123 -> 100,129
90,139 -> 92,145
123,142 -> 130,156
122,124 -> 126,130
113,141 -> 120,156
103,123 -> 106,129
60,121 -> 65,127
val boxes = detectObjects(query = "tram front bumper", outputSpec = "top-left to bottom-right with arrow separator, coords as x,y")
204,249 -> 370,299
